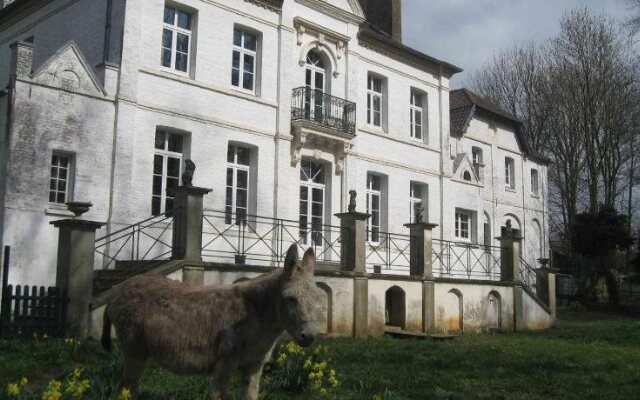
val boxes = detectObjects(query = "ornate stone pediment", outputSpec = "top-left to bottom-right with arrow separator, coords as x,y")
291,121 -> 354,174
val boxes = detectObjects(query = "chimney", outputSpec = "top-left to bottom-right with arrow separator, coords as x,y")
10,41 -> 34,80
360,0 -> 403,42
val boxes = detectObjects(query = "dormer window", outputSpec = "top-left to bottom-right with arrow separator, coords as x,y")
463,171 -> 472,181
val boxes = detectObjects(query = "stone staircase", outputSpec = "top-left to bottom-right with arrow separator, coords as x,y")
93,260 -> 169,294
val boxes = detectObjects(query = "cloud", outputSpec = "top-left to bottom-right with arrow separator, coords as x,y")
402,0 -> 630,87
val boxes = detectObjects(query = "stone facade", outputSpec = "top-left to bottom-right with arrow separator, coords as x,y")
0,0 -> 549,331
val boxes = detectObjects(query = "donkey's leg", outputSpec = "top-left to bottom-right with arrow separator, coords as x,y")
211,366 -> 232,400
239,363 -> 265,400
120,355 -> 147,393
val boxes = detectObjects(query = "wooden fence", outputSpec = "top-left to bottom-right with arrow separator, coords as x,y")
0,284 -> 68,339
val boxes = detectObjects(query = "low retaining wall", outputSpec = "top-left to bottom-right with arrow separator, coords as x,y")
90,262 -> 552,339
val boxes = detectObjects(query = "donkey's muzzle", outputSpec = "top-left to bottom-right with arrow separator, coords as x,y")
298,331 -> 316,347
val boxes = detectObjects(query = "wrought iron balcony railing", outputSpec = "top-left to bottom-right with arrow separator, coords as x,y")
291,87 -> 356,135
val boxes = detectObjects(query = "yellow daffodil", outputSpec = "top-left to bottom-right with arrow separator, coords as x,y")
20,377 -> 28,386
120,387 -> 132,400
6,383 -> 20,396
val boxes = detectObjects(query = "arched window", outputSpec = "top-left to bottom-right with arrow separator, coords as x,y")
385,286 -> 406,329
463,171 -> 472,181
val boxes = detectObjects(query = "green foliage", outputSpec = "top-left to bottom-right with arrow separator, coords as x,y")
570,206 -> 633,258
262,341 -> 339,398
1,312 -> 640,399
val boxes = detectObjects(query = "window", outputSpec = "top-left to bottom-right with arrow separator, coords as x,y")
410,90 -> 425,141
505,157 -> 515,189
531,169 -> 539,196
472,147 -> 483,165
152,130 -> 183,215
226,145 -> 251,224
161,5 -> 192,73
409,182 -> 427,222
304,51 -> 327,122
455,210 -> 471,241
463,171 -> 472,181
299,160 -> 325,246
232,28 -> 257,92
49,153 -> 72,204
367,75 -> 383,128
367,174 -> 382,242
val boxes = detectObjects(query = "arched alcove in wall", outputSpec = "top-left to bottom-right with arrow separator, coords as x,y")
316,282 -> 333,334
444,288 -> 464,332
503,214 -> 521,232
487,291 -> 502,330
385,286 -> 406,329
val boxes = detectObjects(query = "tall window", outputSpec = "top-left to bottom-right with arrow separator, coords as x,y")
226,145 -> 251,224
304,51 -> 327,122
505,157 -> 515,189
367,174 -> 382,242
472,147 -> 483,165
410,90 -> 425,141
531,169 -> 539,196
161,5 -> 192,73
152,130 -> 183,215
409,182 -> 427,222
299,160 -> 325,246
232,28 -> 257,92
49,153 -> 73,204
367,75 -> 383,128
455,209 -> 471,241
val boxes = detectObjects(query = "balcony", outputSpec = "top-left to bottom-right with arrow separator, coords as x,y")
291,87 -> 356,136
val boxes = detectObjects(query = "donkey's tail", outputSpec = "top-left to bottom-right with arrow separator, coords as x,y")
101,308 -> 112,353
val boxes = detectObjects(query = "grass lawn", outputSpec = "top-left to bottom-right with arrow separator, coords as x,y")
1,309 -> 639,399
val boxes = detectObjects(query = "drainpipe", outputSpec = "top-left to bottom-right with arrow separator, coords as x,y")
272,12 -> 283,220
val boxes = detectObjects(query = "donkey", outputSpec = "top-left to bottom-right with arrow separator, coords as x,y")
101,244 -> 323,400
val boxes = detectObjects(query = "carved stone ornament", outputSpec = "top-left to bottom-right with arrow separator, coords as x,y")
297,25 -> 306,46
348,190 -> 357,213
414,202 -> 424,223
182,159 -> 195,187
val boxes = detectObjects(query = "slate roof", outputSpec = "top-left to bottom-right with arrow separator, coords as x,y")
359,23 -> 462,76
450,88 -> 552,165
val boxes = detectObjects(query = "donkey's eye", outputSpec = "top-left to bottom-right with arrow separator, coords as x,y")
285,297 -> 298,307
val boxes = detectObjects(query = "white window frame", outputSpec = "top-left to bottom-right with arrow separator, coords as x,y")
410,90 -> 425,142
455,209 -> 472,242
232,27 -> 258,93
366,174 -> 382,243
472,147 -> 483,165
161,5 -> 192,74
367,75 -> 383,128
299,160 -> 326,247
152,130 -> 183,216
531,169 -> 539,196
49,152 -> 73,205
409,182 -> 426,222
505,157 -> 515,189
225,144 -> 251,225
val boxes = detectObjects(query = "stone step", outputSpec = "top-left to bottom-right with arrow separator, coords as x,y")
384,327 -> 457,341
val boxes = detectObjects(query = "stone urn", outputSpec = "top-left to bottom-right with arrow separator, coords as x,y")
65,201 -> 93,218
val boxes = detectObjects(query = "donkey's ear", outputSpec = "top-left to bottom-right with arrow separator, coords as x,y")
299,247 -> 316,277
283,244 -> 299,277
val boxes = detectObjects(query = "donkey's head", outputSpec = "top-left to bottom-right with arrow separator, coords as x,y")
279,244 -> 323,347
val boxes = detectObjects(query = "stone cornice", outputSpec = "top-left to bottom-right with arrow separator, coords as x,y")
294,0 -> 365,25
244,0 -> 283,12
293,16 -> 351,43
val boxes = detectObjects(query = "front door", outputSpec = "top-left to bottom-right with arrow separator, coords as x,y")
299,160 -> 325,247
305,51 -> 326,123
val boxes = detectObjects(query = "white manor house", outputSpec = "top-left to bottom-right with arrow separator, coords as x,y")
0,0 -> 553,336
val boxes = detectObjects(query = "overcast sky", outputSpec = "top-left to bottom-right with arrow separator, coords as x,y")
402,0 -> 631,88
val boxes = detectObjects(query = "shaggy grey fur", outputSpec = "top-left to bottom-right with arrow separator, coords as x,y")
102,245 -> 323,399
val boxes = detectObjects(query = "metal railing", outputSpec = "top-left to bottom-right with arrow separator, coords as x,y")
201,210 -> 348,267
365,231 -> 413,274
432,240 -> 502,280
291,87 -> 357,135
520,257 -> 539,294
94,208 -> 179,270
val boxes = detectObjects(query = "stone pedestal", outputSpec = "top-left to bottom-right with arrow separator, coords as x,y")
404,222 -> 438,279
422,281 -> 436,333
51,218 -> 105,339
172,186 -> 212,261
353,276 -> 368,339
497,225 -> 522,283
335,211 -> 370,274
